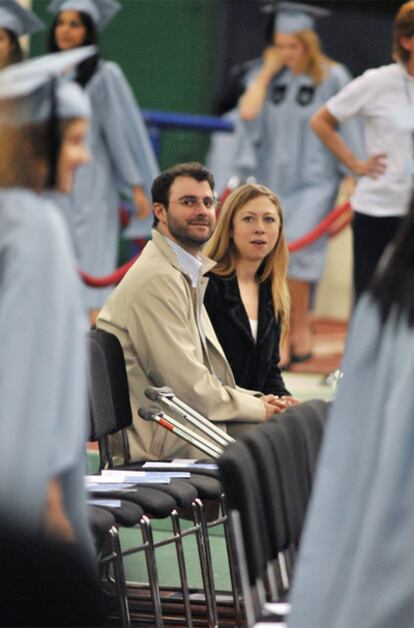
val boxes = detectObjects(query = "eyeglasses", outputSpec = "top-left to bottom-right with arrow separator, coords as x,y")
171,195 -> 218,210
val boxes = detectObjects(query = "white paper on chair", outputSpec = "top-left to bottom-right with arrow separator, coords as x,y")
87,499 -> 122,508
143,460 -> 218,471
86,483 -> 137,493
137,470 -> 191,478
143,461 -> 194,469
101,470 -> 171,484
174,458 -> 218,470
85,475 -> 138,484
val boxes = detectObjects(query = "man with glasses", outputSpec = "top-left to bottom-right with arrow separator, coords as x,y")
97,162 -> 279,461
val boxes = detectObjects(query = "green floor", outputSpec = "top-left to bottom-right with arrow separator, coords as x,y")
120,520 -> 230,592
89,373 -> 335,590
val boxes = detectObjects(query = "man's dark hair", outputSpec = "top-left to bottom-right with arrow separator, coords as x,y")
151,162 -> 215,226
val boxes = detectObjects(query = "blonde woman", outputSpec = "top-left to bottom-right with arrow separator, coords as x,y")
233,3 -> 362,366
204,183 -> 299,410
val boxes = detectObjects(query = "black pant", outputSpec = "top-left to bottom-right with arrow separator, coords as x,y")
352,212 -> 402,302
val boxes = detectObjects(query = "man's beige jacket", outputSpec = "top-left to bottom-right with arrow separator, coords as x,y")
97,229 -> 265,461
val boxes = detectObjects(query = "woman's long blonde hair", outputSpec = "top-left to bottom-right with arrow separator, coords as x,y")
288,29 -> 334,84
204,183 -> 290,340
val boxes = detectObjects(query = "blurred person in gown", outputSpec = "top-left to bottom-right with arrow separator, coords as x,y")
0,47 -> 97,560
204,182 -> 299,406
288,167 -> 414,627
47,0 -> 159,324
232,1 -> 363,367
310,0 -> 414,301
0,0 -> 44,69
206,14 -> 275,195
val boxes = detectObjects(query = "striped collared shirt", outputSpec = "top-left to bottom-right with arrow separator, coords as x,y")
164,236 -> 203,288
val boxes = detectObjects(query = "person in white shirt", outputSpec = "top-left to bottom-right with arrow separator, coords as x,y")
310,0 -> 414,301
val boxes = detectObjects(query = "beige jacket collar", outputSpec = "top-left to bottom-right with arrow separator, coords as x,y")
151,229 -> 216,277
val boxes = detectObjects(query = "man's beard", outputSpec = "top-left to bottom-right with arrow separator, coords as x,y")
167,214 -> 214,249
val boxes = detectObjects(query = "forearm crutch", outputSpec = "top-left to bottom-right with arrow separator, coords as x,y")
138,405 -> 222,459
145,386 -> 234,449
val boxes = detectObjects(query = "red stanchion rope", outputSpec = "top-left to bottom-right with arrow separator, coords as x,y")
288,201 -> 352,252
78,200 -> 352,287
79,256 -> 138,287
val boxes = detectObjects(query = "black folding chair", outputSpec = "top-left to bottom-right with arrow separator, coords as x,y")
218,402 -> 330,626
241,427 -> 291,597
218,438 -> 275,626
87,328 -> 227,627
88,505 -> 131,627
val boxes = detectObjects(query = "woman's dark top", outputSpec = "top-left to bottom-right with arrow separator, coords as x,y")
204,273 -> 290,396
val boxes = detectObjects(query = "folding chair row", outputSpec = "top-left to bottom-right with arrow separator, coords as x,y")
87,328 -> 241,627
218,399 -> 330,627
88,505 -> 131,627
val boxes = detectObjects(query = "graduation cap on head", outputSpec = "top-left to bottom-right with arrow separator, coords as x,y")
48,0 -> 121,31
0,45 -> 96,125
0,0 -> 44,36
262,1 -> 330,34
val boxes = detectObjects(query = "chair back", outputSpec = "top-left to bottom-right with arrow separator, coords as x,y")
218,439 -> 270,588
241,428 -> 289,556
87,329 -> 133,465
289,399 -> 329,479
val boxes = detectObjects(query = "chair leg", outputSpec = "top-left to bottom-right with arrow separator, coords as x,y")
220,498 -> 244,627
265,562 -> 280,602
192,498 -> 219,627
170,510 -> 193,628
108,525 -> 131,628
227,510 -> 258,628
139,515 -> 164,628
278,551 -> 290,593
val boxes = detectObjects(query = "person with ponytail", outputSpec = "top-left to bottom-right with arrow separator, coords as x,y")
47,0 -> 159,324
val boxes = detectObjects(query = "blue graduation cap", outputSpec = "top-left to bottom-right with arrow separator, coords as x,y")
0,0 -> 44,36
48,0 -> 121,31
0,46 -> 96,125
263,1 -> 330,34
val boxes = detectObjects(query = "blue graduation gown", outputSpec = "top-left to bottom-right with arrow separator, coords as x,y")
288,295 -> 414,627
56,60 -> 159,309
206,60 -> 262,195
233,63 -> 363,281
0,188 -> 94,557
